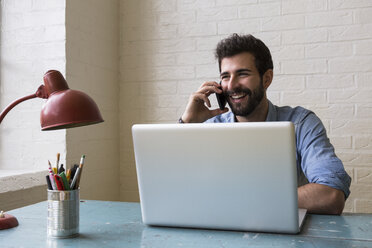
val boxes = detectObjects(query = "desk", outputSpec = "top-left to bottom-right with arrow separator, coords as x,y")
1,200 -> 372,247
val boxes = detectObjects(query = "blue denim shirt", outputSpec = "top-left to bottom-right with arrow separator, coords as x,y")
205,101 -> 351,198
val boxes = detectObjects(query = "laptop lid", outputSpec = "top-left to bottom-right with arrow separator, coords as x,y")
132,122 -> 305,234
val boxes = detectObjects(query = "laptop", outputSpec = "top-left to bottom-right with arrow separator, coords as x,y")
132,121 -> 307,234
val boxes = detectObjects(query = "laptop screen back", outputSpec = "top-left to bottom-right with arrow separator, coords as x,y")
132,122 -> 300,233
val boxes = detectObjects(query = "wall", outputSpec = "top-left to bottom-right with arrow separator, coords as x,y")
0,0 -> 66,210
65,0 -> 120,201
1,0 -> 371,213
119,0 -> 372,212
0,0 -> 120,210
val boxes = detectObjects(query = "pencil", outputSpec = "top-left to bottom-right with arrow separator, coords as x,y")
75,155 -> 86,189
56,153 -> 60,173
70,168 -> 80,189
66,169 -> 71,182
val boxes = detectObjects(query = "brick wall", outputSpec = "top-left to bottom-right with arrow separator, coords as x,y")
0,0 -> 66,170
0,0 -> 66,210
120,0 -> 372,212
1,0 -> 371,213
0,0 -> 120,210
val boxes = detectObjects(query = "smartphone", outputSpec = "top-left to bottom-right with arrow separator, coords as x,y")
215,81 -> 227,110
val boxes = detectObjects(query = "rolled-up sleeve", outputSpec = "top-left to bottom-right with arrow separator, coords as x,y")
296,112 -> 351,198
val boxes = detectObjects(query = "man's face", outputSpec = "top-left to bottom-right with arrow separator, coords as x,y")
220,52 -> 265,117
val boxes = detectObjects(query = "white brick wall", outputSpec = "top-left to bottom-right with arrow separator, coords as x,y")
0,0 -> 120,210
120,0 -> 372,212
0,0 -> 66,210
0,0 -> 66,171
1,0 -> 372,213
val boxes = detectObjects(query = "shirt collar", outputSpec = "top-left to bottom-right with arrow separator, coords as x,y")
265,100 -> 277,121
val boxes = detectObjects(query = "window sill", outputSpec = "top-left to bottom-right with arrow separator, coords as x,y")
0,170 -> 47,193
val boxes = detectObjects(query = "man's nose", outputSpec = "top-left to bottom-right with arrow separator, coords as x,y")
227,76 -> 239,91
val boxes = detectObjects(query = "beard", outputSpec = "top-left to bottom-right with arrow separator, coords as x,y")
225,80 -> 265,117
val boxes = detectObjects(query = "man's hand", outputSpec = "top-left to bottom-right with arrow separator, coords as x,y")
298,183 -> 345,215
181,81 -> 229,123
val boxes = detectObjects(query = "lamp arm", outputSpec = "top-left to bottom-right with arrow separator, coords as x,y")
0,85 -> 48,124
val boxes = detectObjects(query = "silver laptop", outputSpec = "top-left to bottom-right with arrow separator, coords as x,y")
132,122 -> 307,234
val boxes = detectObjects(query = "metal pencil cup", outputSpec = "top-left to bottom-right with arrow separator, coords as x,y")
47,189 -> 79,238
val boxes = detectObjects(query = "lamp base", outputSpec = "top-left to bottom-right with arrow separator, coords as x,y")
0,213 -> 19,230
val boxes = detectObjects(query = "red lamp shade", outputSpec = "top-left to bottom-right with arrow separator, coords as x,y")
40,70 -> 104,130
0,70 -> 104,130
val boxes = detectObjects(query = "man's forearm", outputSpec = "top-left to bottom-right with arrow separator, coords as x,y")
298,183 -> 345,215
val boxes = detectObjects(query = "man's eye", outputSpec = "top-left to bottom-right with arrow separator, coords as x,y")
239,73 -> 249,77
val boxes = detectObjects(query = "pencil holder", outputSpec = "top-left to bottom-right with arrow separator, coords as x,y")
47,189 -> 79,238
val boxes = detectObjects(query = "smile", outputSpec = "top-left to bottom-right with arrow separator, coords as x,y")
230,93 -> 247,100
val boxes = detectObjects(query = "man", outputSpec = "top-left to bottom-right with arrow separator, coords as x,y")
180,34 -> 351,215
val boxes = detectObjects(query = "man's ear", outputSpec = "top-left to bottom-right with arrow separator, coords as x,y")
263,69 -> 273,89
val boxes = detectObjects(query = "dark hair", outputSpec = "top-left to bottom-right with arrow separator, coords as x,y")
215,34 -> 273,77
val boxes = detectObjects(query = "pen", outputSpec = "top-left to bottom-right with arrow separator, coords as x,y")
48,160 -> 57,190
58,164 -> 65,174
59,172 -> 71,190
46,175 -> 53,190
70,164 -> 78,182
54,175 -> 64,190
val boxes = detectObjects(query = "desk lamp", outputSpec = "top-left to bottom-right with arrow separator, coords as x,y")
0,70 -> 104,229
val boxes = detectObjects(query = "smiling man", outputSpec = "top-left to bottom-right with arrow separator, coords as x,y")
179,34 -> 351,215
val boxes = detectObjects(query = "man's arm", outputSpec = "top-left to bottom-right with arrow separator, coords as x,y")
298,183 -> 345,215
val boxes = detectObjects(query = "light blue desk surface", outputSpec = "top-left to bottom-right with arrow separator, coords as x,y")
2,200 -> 372,247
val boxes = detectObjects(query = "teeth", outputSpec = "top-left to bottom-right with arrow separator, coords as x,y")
231,94 -> 246,99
